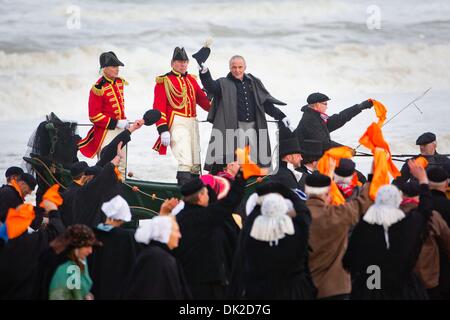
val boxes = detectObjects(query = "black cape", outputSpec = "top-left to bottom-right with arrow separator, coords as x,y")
0,210 -> 65,299
343,184 -> 433,300
123,241 -> 191,300
228,182 -> 315,299
88,226 -> 143,300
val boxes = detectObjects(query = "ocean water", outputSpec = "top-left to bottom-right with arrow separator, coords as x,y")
0,0 -> 449,184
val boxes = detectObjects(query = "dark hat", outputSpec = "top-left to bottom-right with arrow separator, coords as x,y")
172,47 -> 189,61
300,139 -> 323,158
279,139 -> 303,158
18,173 -> 37,190
307,92 -> 330,105
99,51 -> 124,68
5,166 -> 24,178
143,109 -> 162,126
427,167 -> 448,183
70,161 -> 88,178
305,172 -> 331,188
416,132 -> 436,145
335,158 -> 356,178
192,46 -> 211,65
85,165 -> 102,177
399,181 -> 420,197
278,124 -> 302,158
180,178 -> 205,197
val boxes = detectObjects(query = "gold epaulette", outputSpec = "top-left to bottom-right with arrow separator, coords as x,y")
91,84 -> 104,96
119,77 -> 129,85
155,75 -> 166,84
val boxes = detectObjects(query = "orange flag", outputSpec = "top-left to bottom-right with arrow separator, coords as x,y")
6,204 -> 36,239
414,156 -> 428,169
235,146 -> 268,180
369,99 -> 387,126
369,148 -> 391,200
39,184 -> 63,208
317,146 -> 354,206
359,123 -> 400,200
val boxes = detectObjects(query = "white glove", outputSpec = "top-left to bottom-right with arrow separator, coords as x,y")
282,117 -> 295,132
160,131 -> 171,147
199,62 -> 209,74
116,119 -> 129,129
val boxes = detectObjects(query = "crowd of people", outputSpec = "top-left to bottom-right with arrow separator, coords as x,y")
0,44 -> 449,300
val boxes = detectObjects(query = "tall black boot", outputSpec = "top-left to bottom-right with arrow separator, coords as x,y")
176,171 -> 192,186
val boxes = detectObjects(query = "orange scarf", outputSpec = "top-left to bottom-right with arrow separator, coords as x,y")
369,99 -> 387,126
359,122 -> 400,200
317,146 -> 354,205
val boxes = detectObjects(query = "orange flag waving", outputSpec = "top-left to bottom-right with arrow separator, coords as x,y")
317,146 -> 355,206
235,146 -> 269,180
359,122 -> 400,200
369,99 -> 387,126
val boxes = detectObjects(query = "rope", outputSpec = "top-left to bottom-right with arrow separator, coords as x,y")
129,205 -> 160,216
31,157 -> 67,190
122,181 -> 166,202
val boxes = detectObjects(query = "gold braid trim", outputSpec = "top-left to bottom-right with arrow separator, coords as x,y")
163,77 -> 188,110
155,76 -> 165,84
91,85 -> 104,96
119,77 -> 129,85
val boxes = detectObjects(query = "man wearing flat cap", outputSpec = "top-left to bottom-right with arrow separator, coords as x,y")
4,166 -> 24,184
295,92 -> 374,152
152,47 -> 211,186
0,172 -> 36,223
78,51 -> 130,176
393,132 -> 450,187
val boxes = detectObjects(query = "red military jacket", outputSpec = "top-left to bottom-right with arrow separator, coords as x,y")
152,69 -> 210,155
78,76 -> 127,158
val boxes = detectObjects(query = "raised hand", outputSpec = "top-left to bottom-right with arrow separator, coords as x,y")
160,198 -> 180,215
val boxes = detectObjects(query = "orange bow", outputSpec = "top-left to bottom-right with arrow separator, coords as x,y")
235,146 -> 268,180
317,146 -> 355,205
6,204 -> 36,239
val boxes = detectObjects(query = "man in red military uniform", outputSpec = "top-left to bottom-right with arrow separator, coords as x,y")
152,47 -> 211,186
78,51 -> 130,176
